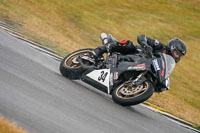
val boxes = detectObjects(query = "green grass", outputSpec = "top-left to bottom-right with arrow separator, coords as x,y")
0,0 -> 200,127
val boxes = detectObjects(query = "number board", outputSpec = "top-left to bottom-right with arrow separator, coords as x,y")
86,69 -> 110,90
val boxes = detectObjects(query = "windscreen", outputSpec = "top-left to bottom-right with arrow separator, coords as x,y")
163,54 -> 176,79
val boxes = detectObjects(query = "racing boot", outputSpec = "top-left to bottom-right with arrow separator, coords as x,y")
92,47 -> 105,63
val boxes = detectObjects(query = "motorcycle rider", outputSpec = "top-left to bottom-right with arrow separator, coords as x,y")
93,33 -> 187,92
94,33 -> 187,63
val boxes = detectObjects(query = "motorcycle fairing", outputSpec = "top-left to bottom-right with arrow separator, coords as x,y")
81,69 -> 111,94
152,54 -> 175,91
115,59 -> 151,78
152,54 -> 168,83
152,57 -> 164,83
108,57 -> 152,93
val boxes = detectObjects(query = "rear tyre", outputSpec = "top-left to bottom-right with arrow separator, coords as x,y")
59,48 -> 94,80
112,81 -> 154,106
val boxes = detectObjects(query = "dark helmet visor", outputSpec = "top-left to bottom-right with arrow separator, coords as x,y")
172,49 -> 184,62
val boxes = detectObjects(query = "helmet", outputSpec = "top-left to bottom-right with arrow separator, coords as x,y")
167,38 -> 187,63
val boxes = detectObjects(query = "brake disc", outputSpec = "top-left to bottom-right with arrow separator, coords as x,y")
120,84 -> 144,96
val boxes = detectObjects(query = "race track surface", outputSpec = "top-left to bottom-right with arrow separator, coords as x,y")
0,30 -> 195,133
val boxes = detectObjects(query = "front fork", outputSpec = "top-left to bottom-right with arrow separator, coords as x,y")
129,72 -> 147,87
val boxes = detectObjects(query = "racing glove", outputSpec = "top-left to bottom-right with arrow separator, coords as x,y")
144,45 -> 152,53
142,43 -> 153,57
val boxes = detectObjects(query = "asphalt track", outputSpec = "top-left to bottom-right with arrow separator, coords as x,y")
0,30 -> 195,133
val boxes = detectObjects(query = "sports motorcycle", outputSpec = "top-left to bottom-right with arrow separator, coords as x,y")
60,34 -> 175,106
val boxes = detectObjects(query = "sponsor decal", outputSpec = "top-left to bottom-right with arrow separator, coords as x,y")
128,64 -> 146,71
153,59 -> 160,71
161,70 -> 165,77
110,73 -> 113,86
161,59 -> 165,77
114,72 -> 119,80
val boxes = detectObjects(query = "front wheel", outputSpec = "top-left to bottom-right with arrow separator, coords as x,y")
59,48 -> 94,80
112,81 -> 154,106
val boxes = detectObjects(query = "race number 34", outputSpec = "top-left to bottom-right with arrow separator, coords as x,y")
98,71 -> 108,82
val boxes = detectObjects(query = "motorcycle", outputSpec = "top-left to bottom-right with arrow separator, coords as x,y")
59,34 -> 175,106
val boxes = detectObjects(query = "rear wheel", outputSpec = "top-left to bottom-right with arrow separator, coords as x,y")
59,48 -> 94,80
112,80 -> 154,106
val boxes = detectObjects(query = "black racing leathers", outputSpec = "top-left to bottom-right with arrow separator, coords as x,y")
94,34 -> 168,57
137,34 -> 167,54
94,40 -> 138,57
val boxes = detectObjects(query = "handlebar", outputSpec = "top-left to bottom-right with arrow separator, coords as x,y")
141,45 -> 153,58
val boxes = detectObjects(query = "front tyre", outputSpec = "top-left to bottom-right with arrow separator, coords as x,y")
59,48 -> 94,80
112,81 -> 154,106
